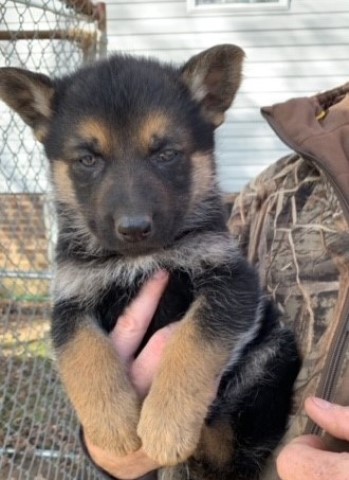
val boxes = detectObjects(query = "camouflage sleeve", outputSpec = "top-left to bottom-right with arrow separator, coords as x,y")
227,153 -> 349,479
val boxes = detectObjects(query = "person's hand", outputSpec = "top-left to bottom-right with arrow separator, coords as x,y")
85,270 -> 179,479
277,397 -> 349,480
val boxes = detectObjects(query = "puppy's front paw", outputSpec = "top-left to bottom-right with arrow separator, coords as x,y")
137,392 -> 202,465
57,326 -> 142,456
137,314 -> 226,466
85,409 -> 141,456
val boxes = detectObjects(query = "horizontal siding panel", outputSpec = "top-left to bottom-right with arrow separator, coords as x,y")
217,136 -> 287,154
244,59 -> 349,78
108,41 -> 349,62
240,76 -> 349,93
225,108 -> 266,122
106,0 -> 349,16
244,45 -> 349,63
218,168 -> 269,180
107,2 -> 185,18
199,0 -> 349,16
104,15 -> 349,36
219,179 -> 250,193
216,122 -> 274,138
107,28 -> 348,53
217,149 -> 289,166
107,49 -> 349,80
217,164 -> 275,192
231,90 -> 321,109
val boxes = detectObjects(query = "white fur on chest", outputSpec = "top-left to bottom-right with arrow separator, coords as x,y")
53,232 -> 239,305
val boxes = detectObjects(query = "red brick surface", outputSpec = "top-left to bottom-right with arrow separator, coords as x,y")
0,194 -> 49,272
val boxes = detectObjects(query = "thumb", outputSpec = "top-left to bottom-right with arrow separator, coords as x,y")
305,397 -> 349,441
110,270 -> 169,362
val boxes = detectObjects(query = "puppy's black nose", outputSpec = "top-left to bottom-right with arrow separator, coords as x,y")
116,215 -> 153,242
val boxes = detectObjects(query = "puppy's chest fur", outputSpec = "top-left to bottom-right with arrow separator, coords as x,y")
52,228 -> 240,346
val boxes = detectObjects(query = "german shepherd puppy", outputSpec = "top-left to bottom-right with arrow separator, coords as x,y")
0,46 -> 300,479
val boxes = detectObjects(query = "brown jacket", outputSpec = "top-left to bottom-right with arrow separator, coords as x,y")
228,83 -> 349,478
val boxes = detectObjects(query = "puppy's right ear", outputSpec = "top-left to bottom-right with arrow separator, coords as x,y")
0,67 -> 55,142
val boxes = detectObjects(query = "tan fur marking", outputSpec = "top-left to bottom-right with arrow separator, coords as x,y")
159,422 -> 235,480
35,124 -> 49,143
58,323 -> 141,455
78,119 -> 112,155
139,112 -> 170,150
191,152 -> 215,204
195,422 -> 235,467
138,297 -> 231,466
52,161 -> 78,207
210,112 -> 225,127
31,82 -> 54,120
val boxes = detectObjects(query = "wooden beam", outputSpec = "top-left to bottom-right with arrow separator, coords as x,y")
0,29 -> 96,49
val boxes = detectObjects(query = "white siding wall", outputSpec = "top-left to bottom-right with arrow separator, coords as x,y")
104,0 -> 349,192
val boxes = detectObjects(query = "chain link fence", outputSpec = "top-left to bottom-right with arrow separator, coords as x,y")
0,1 -> 106,478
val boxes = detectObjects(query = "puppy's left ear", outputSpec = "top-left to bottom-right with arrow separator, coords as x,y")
181,44 -> 244,127
0,67 -> 55,142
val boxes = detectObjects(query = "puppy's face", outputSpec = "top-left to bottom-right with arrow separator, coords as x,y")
0,46 -> 244,256
46,63 -> 212,255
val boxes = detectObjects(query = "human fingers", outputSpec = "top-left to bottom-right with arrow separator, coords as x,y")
110,270 -> 169,362
277,435 -> 349,480
131,322 -> 179,398
305,397 -> 349,441
287,434 -> 327,450
85,436 -> 159,480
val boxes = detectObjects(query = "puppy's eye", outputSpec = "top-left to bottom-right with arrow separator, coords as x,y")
159,150 -> 175,162
156,149 -> 181,163
79,154 -> 97,167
